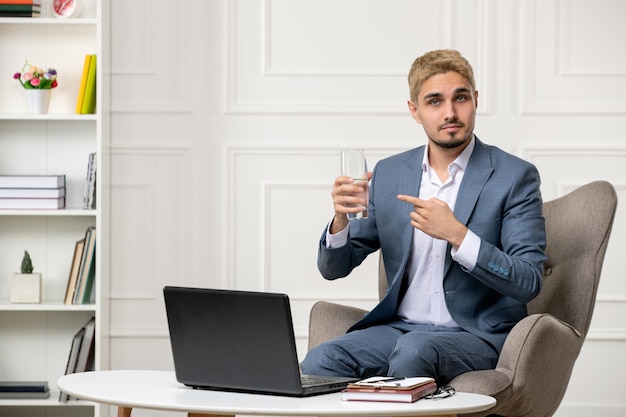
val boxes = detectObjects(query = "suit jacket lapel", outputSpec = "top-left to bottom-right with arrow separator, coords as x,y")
444,138 -> 493,274
454,138 -> 493,224
395,147 -> 424,287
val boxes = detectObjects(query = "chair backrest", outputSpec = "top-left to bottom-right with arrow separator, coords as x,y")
378,181 -> 618,338
527,181 -> 617,338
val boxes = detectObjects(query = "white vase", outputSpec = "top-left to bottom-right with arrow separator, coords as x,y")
25,89 -> 51,114
11,273 -> 42,303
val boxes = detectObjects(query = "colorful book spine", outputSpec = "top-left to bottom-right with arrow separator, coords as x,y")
0,4 -> 41,11
80,54 -> 97,114
0,0 -> 42,4
76,55 -> 92,114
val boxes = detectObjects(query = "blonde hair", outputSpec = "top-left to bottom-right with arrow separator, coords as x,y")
408,49 -> 475,103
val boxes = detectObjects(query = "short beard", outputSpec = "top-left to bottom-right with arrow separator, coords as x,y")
429,134 -> 471,149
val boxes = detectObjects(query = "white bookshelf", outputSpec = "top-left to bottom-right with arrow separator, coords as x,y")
0,0 -> 109,416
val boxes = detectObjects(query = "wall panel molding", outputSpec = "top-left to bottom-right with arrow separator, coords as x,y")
110,1 -> 193,113
520,0 -> 626,114
225,145 -> 400,292
225,0 -> 493,115
110,146 -> 192,301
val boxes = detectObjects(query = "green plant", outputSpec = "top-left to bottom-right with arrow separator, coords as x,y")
20,250 -> 34,274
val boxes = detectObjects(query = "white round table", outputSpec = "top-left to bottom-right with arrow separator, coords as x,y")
57,370 -> 495,417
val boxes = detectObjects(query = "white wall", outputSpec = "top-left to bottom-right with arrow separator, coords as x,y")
107,0 -> 626,416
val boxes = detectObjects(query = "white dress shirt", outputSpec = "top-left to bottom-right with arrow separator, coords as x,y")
327,138 -> 480,327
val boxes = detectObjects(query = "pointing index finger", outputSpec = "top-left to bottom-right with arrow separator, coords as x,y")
397,194 -> 423,206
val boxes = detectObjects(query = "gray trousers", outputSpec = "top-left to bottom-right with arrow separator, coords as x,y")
301,320 -> 499,386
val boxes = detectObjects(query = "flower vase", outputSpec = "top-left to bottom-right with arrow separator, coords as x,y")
25,89 -> 51,114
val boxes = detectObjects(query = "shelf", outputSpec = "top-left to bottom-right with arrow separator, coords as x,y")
0,209 -> 96,216
0,114 -> 97,121
0,18 -> 97,25
0,302 -> 95,312
0,3 -> 107,416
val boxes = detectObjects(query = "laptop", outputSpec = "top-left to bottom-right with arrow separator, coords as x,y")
163,286 -> 358,397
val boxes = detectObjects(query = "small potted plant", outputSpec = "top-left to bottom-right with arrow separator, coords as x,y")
11,250 -> 42,303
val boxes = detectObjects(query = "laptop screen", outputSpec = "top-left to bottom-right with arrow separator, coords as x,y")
164,286 -> 305,395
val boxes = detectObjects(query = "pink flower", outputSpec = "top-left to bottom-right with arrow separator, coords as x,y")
13,60 -> 59,89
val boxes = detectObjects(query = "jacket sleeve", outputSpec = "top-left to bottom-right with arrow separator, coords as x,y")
469,163 -> 546,304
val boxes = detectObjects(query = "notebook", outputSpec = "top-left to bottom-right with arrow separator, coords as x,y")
163,286 -> 358,397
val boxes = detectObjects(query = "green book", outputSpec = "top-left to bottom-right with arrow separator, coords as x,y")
80,55 -> 97,114
0,4 -> 41,12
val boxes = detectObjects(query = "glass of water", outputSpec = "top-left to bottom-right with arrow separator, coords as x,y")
340,149 -> 368,220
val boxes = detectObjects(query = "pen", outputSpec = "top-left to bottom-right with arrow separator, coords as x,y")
379,377 -> 407,384
365,377 -> 408,388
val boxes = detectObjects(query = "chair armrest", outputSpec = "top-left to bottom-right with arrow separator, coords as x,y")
307,301 -> 367,351
453,313 -> 583,417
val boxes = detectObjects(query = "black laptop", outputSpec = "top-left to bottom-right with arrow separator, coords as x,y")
163,286 -> 357,397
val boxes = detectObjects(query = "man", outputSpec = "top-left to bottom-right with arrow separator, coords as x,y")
301,49 -> 546,385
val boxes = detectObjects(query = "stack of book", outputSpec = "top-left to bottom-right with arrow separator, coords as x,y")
0,0 -> 41,17
340,376 -> 437,403
0,381 -> 50,399
0,175 -> 66,209
64,226 -> 96,304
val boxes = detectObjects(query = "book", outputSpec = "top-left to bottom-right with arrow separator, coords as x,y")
73,226 -> 96,304
76,55 -> 92,114
0,187 -> 65,198
64,238 -> 85,304
0,197 -> 65,209
83,152 -> 97,209
0,175 -> 65,189
341,377 -> 437,403
0,0 -> 42,4
80,54 -> 97,114
0,381 -> 48,392
347,376 -> 435,389
0,390 -> 50,399
59,326 -> 85,401
74,316 -> 96,373
79,252 -> 96,304
0,10 -> 40,16
0,4 -> 41,11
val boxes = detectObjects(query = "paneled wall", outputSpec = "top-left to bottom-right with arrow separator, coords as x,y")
108,1 -> 625,416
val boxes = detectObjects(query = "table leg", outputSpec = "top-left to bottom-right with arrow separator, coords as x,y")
117,407 -> 132,417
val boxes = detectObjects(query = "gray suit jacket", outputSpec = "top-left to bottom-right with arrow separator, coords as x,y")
318,138 -> 546,352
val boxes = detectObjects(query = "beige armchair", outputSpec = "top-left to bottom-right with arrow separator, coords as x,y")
308,181 -> 617,417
